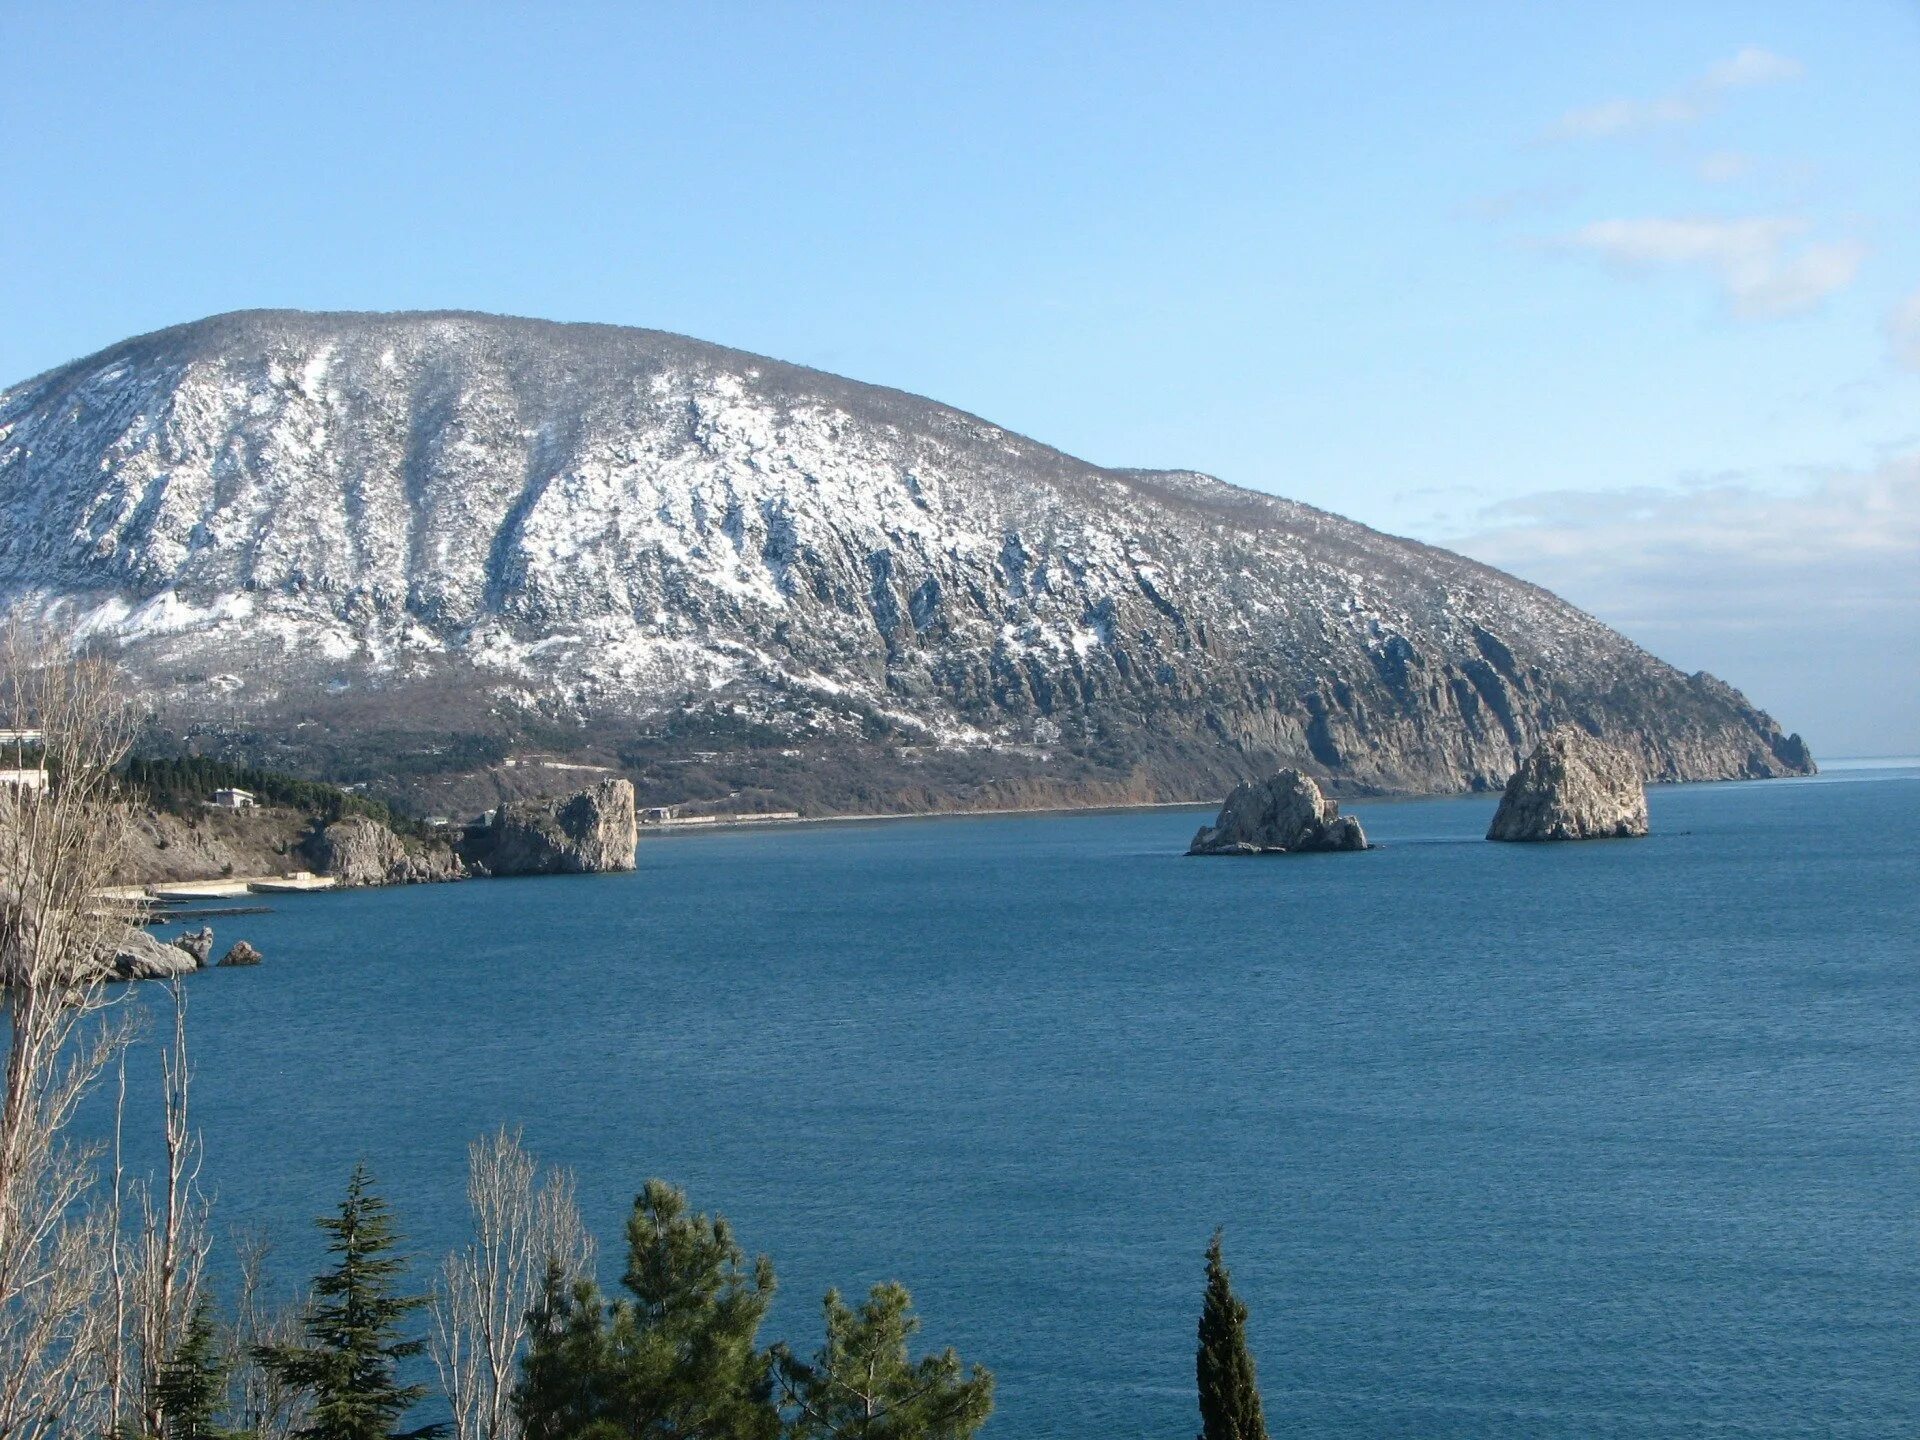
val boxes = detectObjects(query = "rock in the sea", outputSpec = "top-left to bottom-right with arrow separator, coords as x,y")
1188,769 -> 1369,855
464,779 -> 638,876
1487,727 -> 1649,842
217,940 -> 263,967
110,929 -> 198,981
304,816 -> 465,886
172,926 -> 215,966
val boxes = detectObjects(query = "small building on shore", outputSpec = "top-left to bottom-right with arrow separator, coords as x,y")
210,787 -> 257,810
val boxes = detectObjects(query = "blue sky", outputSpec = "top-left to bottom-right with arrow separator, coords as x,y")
5,3 -> 1916,753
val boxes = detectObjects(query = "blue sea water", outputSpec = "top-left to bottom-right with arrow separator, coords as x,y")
122,763 -> 1919,1438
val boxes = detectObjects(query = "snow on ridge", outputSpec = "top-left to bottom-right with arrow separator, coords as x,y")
0,309 -> 1803,788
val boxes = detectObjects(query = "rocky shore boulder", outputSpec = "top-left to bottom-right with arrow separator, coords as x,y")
1188,769 -> 1369,855
217,940 -> 263,967
172,926 -> 215,965
110,929 -> 199,981
464,779 -> 638,876
1487,727 -> 1649,842
304,816 -> 465,886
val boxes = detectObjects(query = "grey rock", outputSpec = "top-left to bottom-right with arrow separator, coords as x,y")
172,926 -> 214,966
465,779 -> 637,876
304,816 -> 464,886
110,929 -> 198,981
1487,727 -> 1649,842
0,310 -> 1814,805
1188,769 -> 1369,855
216,940 -> 262,967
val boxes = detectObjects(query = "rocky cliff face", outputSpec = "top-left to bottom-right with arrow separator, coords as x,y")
303,816 -> 465,886
465,779 -> 637,875
1486,727 -> 1650,842
1188,769 -> 1368,854
0,310 -> 1813,807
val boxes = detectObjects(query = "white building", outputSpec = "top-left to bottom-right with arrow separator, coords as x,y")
210,787 -> 257,809
0,767 -> 47,791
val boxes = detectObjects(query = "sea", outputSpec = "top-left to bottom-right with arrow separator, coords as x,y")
114,759 -> 1919,1438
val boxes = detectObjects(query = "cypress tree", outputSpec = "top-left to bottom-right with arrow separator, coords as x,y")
1196,1230 -> 1269,1440
255,1163 -> 446,1440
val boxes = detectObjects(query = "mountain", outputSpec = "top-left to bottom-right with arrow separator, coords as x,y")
0,309 -> 1812,814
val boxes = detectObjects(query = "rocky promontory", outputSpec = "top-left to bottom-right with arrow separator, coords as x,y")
462,779 -> 638,876
1188,769 -> 1369,855
303,816 -> 466,887
1487,727 -> 1649,842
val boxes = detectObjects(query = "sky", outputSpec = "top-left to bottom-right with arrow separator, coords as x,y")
4,2 -> 1916,755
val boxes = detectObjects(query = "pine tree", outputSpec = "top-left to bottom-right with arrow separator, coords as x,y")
154,1299 -> 234,1440
513,1180 -> 778,1440
255,1164 -> 446,1440
1196,1231 -> 1268,1440
776,1282 -> 994,1440
514,1261 -> 616,1440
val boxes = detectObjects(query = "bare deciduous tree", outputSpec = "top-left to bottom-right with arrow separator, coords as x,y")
433,1128 -> 593,1440
0,625 -> 138,1440
228,1232 -> 312,1440
130,978 -> 211,1434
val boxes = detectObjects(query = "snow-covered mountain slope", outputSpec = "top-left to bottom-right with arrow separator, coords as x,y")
0,309 -> 1811,809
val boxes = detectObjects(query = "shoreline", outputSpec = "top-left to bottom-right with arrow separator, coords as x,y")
109,763 -> 1904,900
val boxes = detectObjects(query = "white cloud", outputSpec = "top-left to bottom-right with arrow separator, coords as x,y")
1888,287 -> 1920,371
1696,150 -> 1754,184
1555,215 -> 1865,317
1447,453 -> 1920,754
1553,95 -> 1699,140
1704,46 -> 1804,89
1549,46 -> 1802,140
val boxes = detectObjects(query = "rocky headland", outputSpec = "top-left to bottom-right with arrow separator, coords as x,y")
1188,769 -> 1369,855
1487,727 -> 1649,842
461,779 -> 638,876
302,815 -> 467,886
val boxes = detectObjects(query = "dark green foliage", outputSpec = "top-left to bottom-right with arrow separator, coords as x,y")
1196,1231 -> 1268,1440
254,1164 -> 445,1440
775,1282 -> 993,1440
155,1299 -> 235,1440
514,1180 -> 779,1440
122,754 -> 419,831
515,1262 -> 617,1440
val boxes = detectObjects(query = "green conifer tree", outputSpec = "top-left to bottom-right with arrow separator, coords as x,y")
514,1180 -> 778,1440
254,1164 -> 446,1440
515,1261 -> 617,1440
776,1282 -> 994,1440
1196,1231 -> 1268,1440
154,1298 -> 234,1440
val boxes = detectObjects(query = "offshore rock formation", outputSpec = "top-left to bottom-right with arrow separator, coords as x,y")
1487,727 -> 1649,842
464,779 -> 637,876
172,925 -> 215,965
1188,769 -> 1368,855
217,940 -> 262,967
304,815 -> 465,886
0,310 -> 1814,811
